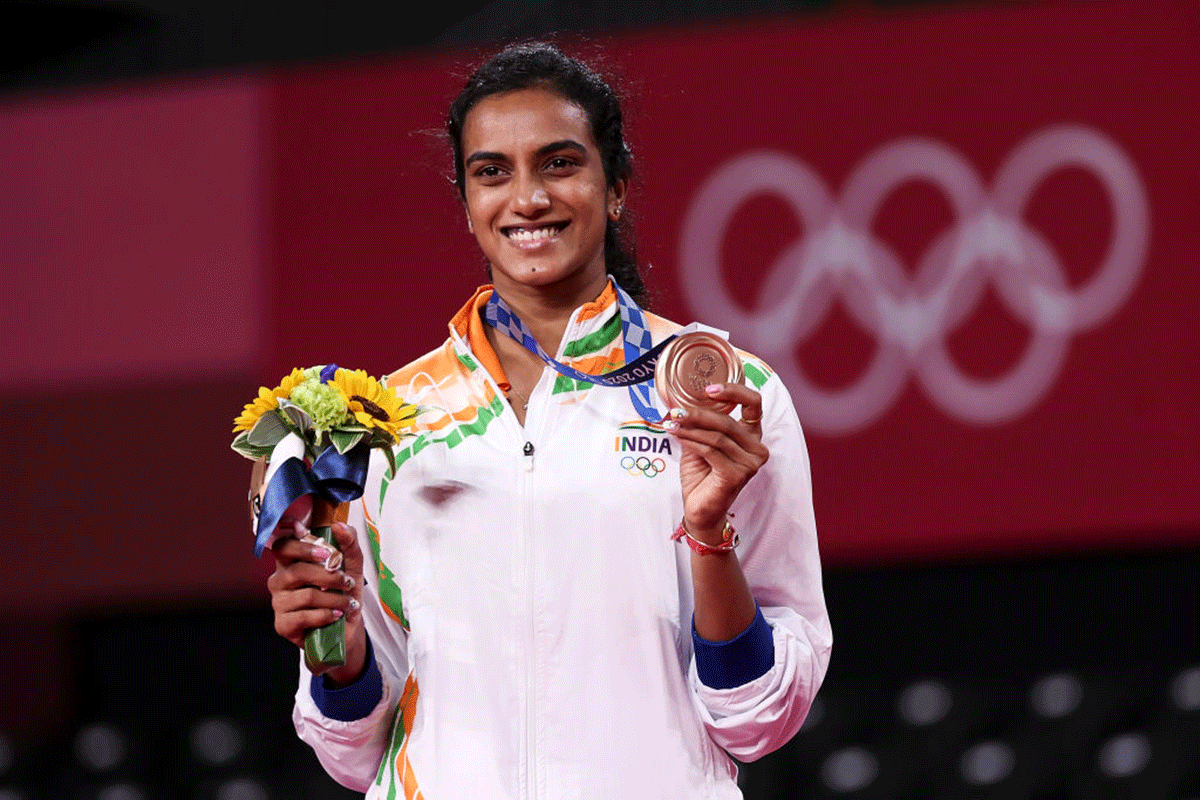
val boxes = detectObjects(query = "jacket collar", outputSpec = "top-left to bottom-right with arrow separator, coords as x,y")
447,281 -> 621,391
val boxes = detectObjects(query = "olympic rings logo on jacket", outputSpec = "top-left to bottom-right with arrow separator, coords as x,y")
621,455 -> 667,477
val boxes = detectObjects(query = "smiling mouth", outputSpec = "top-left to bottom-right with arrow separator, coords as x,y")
503,222 -> 567,243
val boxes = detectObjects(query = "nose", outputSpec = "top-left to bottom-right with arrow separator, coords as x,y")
512,176 -> 551,216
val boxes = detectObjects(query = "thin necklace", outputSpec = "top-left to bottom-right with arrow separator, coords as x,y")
506,381 -> 530,410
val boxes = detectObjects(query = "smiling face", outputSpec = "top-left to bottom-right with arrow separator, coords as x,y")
460,87 -> 626,301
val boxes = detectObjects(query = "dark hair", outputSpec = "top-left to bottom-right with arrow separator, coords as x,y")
447,42 -> 648,306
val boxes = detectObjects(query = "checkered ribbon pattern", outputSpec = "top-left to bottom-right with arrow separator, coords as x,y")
482,281 -> 674,423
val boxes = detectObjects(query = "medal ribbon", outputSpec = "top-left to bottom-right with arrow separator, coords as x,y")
482,281 -> 675,423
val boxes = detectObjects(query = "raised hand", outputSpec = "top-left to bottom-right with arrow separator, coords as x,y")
664,382 -> 768,543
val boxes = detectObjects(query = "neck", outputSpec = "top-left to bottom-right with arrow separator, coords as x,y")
491,270 -> 609,356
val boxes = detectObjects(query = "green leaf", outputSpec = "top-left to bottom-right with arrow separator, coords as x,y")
304,616 -> 347,670
382,443 -> 398,477
329,428 -> 367,455
247,411 -> 289,448
279,402 -> 313,434
230,431 -> 273,460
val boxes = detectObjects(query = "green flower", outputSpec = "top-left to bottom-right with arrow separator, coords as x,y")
289,379 -> 349,432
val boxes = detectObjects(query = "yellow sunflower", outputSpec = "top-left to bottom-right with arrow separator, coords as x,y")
330,368 -> 417,439
272,367 -> 309,400
232,385 -> 280,433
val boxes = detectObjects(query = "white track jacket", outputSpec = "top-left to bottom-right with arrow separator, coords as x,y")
292,283 -> 832,799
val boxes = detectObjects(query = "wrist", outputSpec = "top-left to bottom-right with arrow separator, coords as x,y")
673,517 -> 738,555
685,520 -> 726,545
323,658 -> 366,688
310,634 -> 382,722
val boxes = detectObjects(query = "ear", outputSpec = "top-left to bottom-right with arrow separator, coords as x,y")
462,199 -> 474,233
607,178 -> 628,222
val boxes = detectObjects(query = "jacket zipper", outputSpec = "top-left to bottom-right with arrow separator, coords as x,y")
520,381 -> 549,798
458,326 -> 550,798
520,436 -> 537,798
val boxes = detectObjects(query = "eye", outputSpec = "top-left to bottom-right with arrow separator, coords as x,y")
472,164 -> 507,181
544,156 -> 579,174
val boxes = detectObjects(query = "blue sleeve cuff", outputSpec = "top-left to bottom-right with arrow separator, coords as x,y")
310,635 -> 384,721
692,605 -> 775,690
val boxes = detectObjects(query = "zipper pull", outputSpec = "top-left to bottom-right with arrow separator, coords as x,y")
523,441 -> 535,472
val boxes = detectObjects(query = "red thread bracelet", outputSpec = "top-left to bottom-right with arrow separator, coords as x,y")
672,518 -> 738,555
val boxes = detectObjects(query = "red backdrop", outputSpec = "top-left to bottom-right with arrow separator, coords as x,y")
3,0 -> 1197,618
264,0 -> 1200,563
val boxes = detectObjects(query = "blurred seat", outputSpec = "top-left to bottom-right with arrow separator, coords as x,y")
9,552 -> 1191,799
78,782 -> 152,800
814,742 -> 918,800
188,717 -> 249,770
73,724 -> 134,776
1069,728 -> 1186,799
189,775 -> 274,800
886,676 -> 1000,796
64,722 -> 162,800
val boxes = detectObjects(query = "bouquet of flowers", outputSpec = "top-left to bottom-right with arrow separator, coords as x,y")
232,364 -> 416,669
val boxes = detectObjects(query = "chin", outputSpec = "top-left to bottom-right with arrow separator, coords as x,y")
499,262 -> 592,288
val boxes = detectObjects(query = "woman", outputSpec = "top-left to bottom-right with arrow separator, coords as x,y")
267,42 -> 830,799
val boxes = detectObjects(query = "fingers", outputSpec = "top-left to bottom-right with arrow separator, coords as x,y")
268,520 -> 365,650
711,382 -> 765,430
271,568 -> 362,649
328,520 -> 365,621
669,419 -> 768,481
329,522 -> 365,583
706,381 -> 763,418
664,384 -> 770,531
269,573 -> 362,650
271,531 -> 340,568
664,385 -> 769,461
266,557 -> 353,594
270,520 -> 362,580
273,606 -> 354,650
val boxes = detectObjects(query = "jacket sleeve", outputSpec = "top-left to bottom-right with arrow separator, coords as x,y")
292,494 -> 411,791
688,368 -> 832,761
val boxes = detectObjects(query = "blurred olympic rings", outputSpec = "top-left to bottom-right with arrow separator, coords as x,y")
680,125 -> 1149,433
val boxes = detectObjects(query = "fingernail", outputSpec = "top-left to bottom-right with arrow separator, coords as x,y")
342,574 -> 356,590
671,407 -> 687,419
312,546 -> 333,561
348,597 -> 361,611
331,609 -> 344,619
705,384 -> 721,394
664,419 -> 679,432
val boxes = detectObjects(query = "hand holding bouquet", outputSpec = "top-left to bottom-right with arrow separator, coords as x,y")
232,364 -> 415,670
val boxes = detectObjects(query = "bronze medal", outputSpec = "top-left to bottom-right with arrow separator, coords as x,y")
654,331 -> 744,414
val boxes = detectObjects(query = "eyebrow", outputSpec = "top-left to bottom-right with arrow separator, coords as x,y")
465,139 -> 589,167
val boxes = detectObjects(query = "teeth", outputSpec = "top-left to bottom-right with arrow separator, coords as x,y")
506,225 -> 562,242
